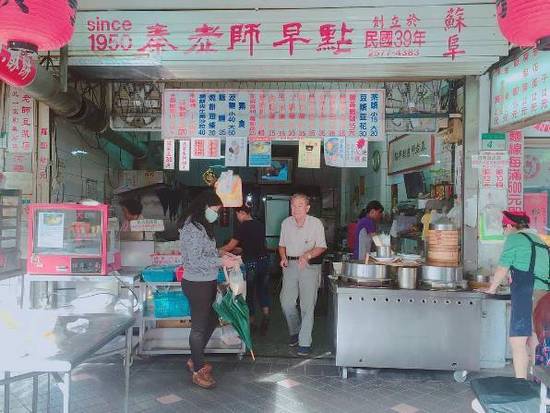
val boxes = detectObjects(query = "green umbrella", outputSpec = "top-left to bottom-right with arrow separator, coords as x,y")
213,287 -> 255,360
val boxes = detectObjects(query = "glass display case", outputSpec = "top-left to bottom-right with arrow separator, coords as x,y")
27,203 -> 121,275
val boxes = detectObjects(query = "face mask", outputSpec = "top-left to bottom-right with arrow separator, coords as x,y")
205,207 -> 219,223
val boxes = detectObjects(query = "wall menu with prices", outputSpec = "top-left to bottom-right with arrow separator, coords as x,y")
162,89 -> 385,141
491,48 -> 550,131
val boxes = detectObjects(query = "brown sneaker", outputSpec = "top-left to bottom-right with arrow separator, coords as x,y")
192,366 -> 216,389
186,359 -> 212,375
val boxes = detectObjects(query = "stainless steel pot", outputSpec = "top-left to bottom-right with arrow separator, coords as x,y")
343,260 -> 387,280
421,265 -> 463,283
429,218 -> 457,231
397,267 -> 417,289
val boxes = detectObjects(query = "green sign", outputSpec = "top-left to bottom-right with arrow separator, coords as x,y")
481,133 -> 505,151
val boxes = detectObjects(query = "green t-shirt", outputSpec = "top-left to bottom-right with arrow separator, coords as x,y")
498,230 -> 549,291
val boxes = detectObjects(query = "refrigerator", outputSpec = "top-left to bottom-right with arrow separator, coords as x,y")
264,195 -> 291,250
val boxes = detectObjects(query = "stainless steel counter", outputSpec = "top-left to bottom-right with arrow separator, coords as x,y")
329,280 -> 483,378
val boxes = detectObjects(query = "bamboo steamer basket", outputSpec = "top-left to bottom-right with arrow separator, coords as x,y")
427,219 -> 459,265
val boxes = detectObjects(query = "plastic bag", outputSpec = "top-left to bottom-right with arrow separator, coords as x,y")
215,171 -> 243,208
223,265 -> 246,298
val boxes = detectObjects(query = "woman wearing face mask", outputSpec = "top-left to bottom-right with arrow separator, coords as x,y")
179,191 -> 239,389
484,210 -> 550,379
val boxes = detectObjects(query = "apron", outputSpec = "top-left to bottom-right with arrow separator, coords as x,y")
509,233 -> 540,337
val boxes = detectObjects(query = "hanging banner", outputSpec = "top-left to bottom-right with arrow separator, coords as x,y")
248,139 -> 272,167
37,102 -> 51,203
191,137 -> 221,159
524,193 -> 548,234
178,139 -> 190,171
507,130 -> 523,212
345,137 -> 368,168
162,89 -> 385,141
163,139 -> 175,169
225,136 -> 248,167
298,138 -> 321,169
324,136 -> 346,167
7,87 -> 34,153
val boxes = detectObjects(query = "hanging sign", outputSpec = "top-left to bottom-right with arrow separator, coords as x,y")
345,137 -> 368,168
163,139 -> 175,169
491,49 -> 550,131
225,136 -> 248,167
481,133 -> 506,151
191,137 -> 221,159
162,89 -> 385,141
324,136 -> 346,167
7,87 -> 34,153
388,134 -> 434,174
507,130 -> 524,212
298,138 -> 321,169
248,138 -> 272,167
178,139 -> 190,171
471,152 -> 508,189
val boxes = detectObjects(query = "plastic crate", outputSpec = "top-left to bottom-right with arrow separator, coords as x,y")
142,266 -> 177,282
153,291 -> 190,318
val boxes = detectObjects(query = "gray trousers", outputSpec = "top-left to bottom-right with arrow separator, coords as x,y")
279,262 -> 321,347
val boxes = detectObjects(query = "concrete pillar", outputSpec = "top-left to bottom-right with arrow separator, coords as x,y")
463,75 -> 490,274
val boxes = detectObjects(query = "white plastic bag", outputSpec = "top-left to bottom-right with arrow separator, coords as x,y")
223,265 -> 246,298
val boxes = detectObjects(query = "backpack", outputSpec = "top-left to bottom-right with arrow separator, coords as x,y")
518,232 -> 550,289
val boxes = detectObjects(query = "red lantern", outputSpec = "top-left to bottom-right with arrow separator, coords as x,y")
496,0 -> 550,50
0,0 -> 78,52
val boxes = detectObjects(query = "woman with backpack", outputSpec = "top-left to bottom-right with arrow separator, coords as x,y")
485,210 -> 549,379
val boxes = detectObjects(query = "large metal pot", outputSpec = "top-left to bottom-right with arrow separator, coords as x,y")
343,261 -> 387,280
421,265 -> 463,283
397,267 -> 417,289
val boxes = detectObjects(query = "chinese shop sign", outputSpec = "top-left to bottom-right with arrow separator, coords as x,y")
161,89 -> 385,141
190,137 -> 221,159
507,130 -> 524,212
7,87 -> 34,153
163,139 -> 175,169
71,7 -> 506,68
471,152 -> 508,190
491,48 -> 550,131
388,134 -> 434,175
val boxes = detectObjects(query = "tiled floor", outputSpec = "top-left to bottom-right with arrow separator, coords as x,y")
1,353 -> 514,413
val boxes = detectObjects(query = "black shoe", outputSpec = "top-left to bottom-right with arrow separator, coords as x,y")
297,346 -> 311,357
288,334 -> 299,347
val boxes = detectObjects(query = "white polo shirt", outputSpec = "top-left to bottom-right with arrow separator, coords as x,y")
279,215 -> 327,257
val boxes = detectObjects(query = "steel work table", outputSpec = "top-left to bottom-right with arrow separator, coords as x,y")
0,312 -> 135,413
329,280 -> 483,380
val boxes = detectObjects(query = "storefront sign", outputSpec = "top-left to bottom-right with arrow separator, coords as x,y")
491,48 -> 550,131
388,134 -> 434,175
224,136 -> 247,167
524,193 -> 548,234
481,132 -> 506,151
178,139 -> 190,171
163,139 -> 175,169
190,137 -> 221,159
248,139 -> 271,167
523,121 -> 550,137
324,136 -> 346,167
7,87 -> 34,153
161,89 -> 385,141
71,7 -> 507,78
298,138 -> 321,169
507,130 -> 524,212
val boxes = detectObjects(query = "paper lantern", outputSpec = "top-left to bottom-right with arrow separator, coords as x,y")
0,0 -> 78,52
496,0 -> 550,50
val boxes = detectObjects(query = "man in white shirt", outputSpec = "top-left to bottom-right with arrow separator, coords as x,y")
279,193 -> 327,356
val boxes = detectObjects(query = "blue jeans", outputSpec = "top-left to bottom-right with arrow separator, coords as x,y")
244,256 -> 271,316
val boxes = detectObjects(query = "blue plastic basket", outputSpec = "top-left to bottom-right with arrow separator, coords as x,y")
153,291 -> 190,318
142,266 -> 177,282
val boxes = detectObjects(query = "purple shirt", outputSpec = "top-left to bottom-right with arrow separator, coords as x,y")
353,216 -> 376,259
